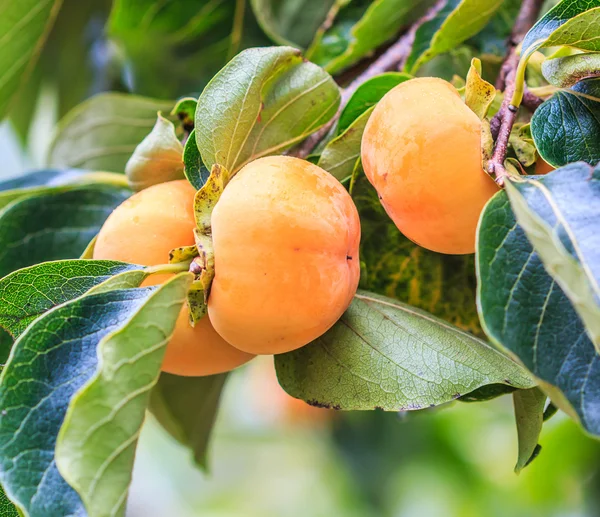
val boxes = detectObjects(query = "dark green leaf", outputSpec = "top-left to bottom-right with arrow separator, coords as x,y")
0,260 -> 147,338
275,290 -> 535,411
149,372 -> 228,469
338,72 -> 411,134
404,0 -> 504,74
459,383 -> 518,402
0,185 -> 130,278
504,165 -> 600,351
513,388 -> 547,473
56,274 -> 192,517
319,108 -> 372,181
542,52 -> 600,87
47,93 -> 173,172
250,0 -> 335,48
183,129 -> 210,190
531,78 -> 600,167
108,0 -> 237,98
0,330 -> 12,372
477,190 -> 600,435
0,287 -> 157,517
0,169 -> 85,191
195,46 -> 340,173
0,0 -> 62,118
0,485 -> 19,517
468,0 -> 521,55
310,0 -> 433,75
522,0 -> 600,60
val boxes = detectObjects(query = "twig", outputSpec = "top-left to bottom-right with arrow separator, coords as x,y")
487,0 -> 545,185
289,0 -> 446,159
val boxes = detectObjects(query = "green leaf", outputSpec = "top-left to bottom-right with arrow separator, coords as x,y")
0,185 -> 130,278
522,0 -> 600,60
542,52 -> 600,87
125,113 -> 184,192
0,485 -> 19,517
0,260 -> 148,338
183,129 -> 210,190
149,372 -> 228,469
354,176 -> 484,336
249,0 -> 336,48
56,273 -> 192,517
531,78 -> 600,167
0,169 -> 85,191
477,190 -> 600,435
0,287 -> 158,517
468,0 -> 521,55
338,72 -> 411,134
404,0 -> 504,74
310,0 -> 433,75
195,46 -> 340,174
108,0 -> 238,98
48,93 -> 173,172
0,0 -> 63,118
275,290 -> 535,411
513,387 -> 547,473
318,107 -> 372,181
504,165 -> 600,353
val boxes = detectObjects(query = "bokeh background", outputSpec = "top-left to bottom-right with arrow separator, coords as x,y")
126,358 -> 600,517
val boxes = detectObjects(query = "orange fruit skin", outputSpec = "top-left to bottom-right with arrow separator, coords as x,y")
361,77 -> 499,255
535,158 -> 554,175
208,156 -> 361,355
93,180 -> 254,376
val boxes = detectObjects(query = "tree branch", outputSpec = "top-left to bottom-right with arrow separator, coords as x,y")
487,0 -> 545,185
289,0 -> 446,159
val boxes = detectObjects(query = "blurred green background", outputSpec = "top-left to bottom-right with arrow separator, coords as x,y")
127,358 -> 600,517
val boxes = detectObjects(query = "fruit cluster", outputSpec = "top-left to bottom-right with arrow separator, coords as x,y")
94,78 -> 501,376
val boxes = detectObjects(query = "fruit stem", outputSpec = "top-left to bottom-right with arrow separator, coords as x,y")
486,0 -> 545,186
147,261 -> 193,276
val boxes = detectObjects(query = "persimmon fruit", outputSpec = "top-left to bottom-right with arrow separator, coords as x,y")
361,77 -> 499,255
208,156 -> 361,355
93,179 -> 254,376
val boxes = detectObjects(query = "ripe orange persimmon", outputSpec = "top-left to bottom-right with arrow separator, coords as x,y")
208,156 -> 360,355
93,179 -> 254,376
361,77 -> 499,255
535,158 -> 554,175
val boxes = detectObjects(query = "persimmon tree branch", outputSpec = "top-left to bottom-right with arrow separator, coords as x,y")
487,0 -> 545,185
289,0 -> 446,159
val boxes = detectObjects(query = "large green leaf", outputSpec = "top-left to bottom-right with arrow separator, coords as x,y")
0,485 -> 19,517
404,0 -> 504,74
522,0 -> 600,60
56,273 -> 191,517
310,0 -> 432,75
275,290 -> 535,411
354,177 -> 484,336
149,372 -> 228,469
468,0 -> 521,55
318,107 -> 372,181
513,387 -> 546,473
0,185 -> 130,278
47,93 -> 173,172
0,260 -> 148,338
531,78 -> 600,167
504,165 -> 600,353
0,287 -> 156,517
195,46 -> 340,173
108,0 -> 237,98
338,72 -> 411,134
0,0 -> 63,118
249,0 -> 335,48
477,190 -> 600,435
